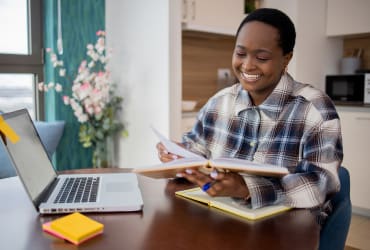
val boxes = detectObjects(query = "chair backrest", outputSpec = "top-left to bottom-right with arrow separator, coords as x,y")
319,166 -> 352,250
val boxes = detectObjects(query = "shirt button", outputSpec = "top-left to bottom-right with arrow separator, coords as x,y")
250,141 -> 256,147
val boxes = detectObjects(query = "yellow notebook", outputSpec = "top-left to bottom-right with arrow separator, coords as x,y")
47,212 -> 104,245
176,187 -> 292,221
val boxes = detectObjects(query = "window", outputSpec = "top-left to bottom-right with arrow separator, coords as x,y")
0,0 -> 43,120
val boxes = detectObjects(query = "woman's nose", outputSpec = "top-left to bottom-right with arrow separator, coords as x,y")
241,58 -> 255,71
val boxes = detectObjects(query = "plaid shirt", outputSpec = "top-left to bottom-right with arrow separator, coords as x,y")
182,73 -> 343,210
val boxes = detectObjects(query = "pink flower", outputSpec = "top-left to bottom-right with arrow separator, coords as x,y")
39,30 -> 124,146
94,106 -> 102,115
50,53 -> 57,62
62,96 -> 70,105
85,104 -> 94,115
78,60 -> 87,72
81,82 -> 91,90
38,82 -> 44,91
55,83 -> 63,92
96,30 -> 105,36
59,68 -> 66,77
76,113 -> 88,123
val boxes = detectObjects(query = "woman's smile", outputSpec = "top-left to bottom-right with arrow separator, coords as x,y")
240,72 -> 262,82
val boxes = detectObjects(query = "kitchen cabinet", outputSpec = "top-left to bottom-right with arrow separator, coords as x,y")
326,0 -> 370,36
337,107 -> 370,215
182,0 -> 245,36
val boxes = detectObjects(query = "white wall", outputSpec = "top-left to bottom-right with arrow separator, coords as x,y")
106,0 -> 182,168
262,0 -> 343,90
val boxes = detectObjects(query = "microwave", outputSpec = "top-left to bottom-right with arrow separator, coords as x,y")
325,74 -> 370,104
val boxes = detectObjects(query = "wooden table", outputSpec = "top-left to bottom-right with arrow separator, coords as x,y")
0,168 -> 320,250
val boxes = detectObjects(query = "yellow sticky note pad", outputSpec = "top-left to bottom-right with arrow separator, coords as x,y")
49,212 -> 104,245
0,115 -> 20,143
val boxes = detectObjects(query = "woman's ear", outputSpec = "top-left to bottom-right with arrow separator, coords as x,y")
284,51 -> 293,67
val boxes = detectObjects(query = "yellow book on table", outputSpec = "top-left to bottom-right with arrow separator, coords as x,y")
176,187 -> 292,221
44,212 -> 104,245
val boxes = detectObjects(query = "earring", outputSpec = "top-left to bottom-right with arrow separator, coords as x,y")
284,65 -> 288,74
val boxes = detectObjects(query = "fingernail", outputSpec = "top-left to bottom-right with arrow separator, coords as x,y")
176,173 -> 183,178
210,170 -> 218,179
163,150 -> 168,154
185,169 -> 192,174
172,155 -> 178,160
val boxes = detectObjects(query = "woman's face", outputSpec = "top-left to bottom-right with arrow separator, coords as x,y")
232,21 -> 292,105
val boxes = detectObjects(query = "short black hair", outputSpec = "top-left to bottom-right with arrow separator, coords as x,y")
236,8 -> 296,55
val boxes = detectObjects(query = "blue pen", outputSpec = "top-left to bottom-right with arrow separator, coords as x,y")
201,181 -> 215,192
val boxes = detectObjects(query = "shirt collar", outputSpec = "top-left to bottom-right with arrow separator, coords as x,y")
235,73 -> 295,119
234,85 -> 253,115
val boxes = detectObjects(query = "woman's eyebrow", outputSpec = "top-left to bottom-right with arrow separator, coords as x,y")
255,49 -> 272,54
235,45 -> 272,54
235,45 -> 246,50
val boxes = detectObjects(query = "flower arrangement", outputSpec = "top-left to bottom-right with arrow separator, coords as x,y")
39,30 -> 126,167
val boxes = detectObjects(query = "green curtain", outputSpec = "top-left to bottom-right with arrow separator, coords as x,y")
43,0 -> 105,170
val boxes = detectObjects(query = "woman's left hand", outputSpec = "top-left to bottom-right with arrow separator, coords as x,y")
178,168 -> 250,199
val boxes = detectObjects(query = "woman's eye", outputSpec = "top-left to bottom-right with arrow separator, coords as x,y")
235,51 -> 246,57
256,57 -> 269,62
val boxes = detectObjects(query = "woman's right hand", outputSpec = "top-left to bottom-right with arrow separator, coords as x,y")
156,142 -> 182,163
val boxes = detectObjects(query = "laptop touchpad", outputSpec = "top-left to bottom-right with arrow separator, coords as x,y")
105,182 -> 134,192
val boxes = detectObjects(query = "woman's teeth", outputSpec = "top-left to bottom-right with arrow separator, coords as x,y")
241,73 -> 261,81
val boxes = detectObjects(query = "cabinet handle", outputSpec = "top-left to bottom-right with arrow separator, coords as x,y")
191,0 -> 195,21
355,117 -> 370,121
182,0 -> 187,20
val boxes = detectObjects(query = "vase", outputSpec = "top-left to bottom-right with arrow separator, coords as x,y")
92,136 -> 115,168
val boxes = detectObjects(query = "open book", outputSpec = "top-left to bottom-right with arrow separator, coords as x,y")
176,187 -> 292,221
132,127 -> 289,179
133,157 -> 289,178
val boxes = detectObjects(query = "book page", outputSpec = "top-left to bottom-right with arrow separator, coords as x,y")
133,157 -> 209,179
176,188 -> 291,220
151,126 -> 204,159
209,158 -> 289,177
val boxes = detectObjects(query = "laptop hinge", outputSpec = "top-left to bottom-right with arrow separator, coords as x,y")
35,178 -> 60,208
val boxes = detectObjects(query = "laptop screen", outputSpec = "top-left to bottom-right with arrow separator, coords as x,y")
2,109 -> 57,203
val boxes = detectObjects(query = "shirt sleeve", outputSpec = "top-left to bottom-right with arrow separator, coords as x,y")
244,118 -> 342,209
182,118 -> 211,158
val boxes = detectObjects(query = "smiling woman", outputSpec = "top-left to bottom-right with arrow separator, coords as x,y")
157,8 -> 343,232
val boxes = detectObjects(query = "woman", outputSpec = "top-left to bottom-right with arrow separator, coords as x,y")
157,8 -> 342,223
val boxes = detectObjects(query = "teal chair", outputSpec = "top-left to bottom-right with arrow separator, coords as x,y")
0,121 -> 65,178
319,166 -> 352,250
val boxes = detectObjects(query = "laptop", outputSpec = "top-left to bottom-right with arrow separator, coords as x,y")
1,109 -> 143,214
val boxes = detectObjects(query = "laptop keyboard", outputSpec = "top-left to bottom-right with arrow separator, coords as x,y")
53,177 -> 100,203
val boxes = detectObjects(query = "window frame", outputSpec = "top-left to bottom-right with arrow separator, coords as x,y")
0,0 -> 44,119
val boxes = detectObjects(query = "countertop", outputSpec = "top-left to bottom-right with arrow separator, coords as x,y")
334,101 -> 370,108
182,111 -> 198,118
